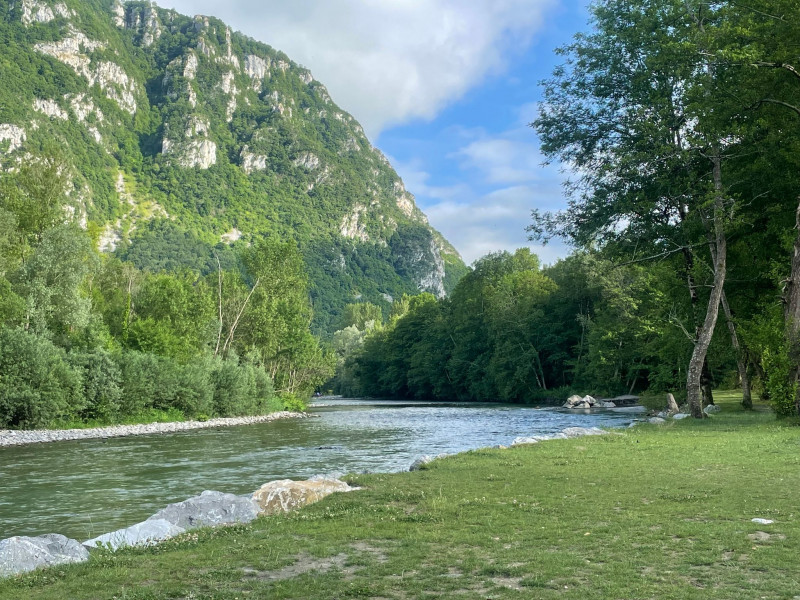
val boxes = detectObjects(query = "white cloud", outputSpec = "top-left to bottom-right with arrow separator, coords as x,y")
155,0 -> 556,138
391,124 -> 572,265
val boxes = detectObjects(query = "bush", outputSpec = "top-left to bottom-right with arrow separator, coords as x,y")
0,327 -> 83,428
68,349 -> 123,422
279,392 -> 308,412
117,350 -> 161,416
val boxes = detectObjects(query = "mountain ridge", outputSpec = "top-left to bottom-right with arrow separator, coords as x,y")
0,0 -> 467,332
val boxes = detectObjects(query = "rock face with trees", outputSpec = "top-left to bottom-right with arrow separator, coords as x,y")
0,0 -> 466,336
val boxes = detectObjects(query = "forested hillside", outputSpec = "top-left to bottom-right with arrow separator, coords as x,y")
0,0 -> 471,429
341,0 -> 800,419
0,0 -> 466,335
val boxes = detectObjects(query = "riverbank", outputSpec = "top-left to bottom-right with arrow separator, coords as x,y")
2,391 -> 797,599
0,411 -> 309,447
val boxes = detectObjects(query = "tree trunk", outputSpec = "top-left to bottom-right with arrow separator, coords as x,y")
720,291 -> 752,409
783,198 -> 800,415
687,153 -> 727,419
701,360 -> 714,406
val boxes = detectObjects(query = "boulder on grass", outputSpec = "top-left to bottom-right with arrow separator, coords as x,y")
83,519 -> 184,551
252,478 -> 356,515
561,427 -> 606,438
704,404 -> 721,415
409,453 -> 449,471
0,534 -> 88,577
149,490 -> 259,530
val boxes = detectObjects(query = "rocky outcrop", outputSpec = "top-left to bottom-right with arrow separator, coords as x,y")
83,519 -> 183,551
0,534 -> 88,577
293,152 -> 321,170
20,0 -> 73,26
33,97 -> 68,120
417,239 -> 446,298
149,490 -> 259,530
0,124 -> 26,154
340,204 -> 370,242
245,54 -> 270,90
161,117 -> 217,169
251,477 -> 356,515
35,29 -> 138,114
240,147 -> 268,174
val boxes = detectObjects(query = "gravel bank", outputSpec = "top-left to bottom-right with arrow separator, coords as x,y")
0,412 -> 311,448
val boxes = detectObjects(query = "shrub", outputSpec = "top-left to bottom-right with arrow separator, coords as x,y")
69,349 -> 123,422
0,327 -> 83,428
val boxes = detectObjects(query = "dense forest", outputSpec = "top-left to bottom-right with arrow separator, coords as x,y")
0,149 -> 333,428
339,0 -> 800,419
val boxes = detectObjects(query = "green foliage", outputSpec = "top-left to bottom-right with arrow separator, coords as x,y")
68,349 -> 123,422
0,327 -> 83,428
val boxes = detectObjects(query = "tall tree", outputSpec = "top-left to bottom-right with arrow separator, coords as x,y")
532,0 -> 745,417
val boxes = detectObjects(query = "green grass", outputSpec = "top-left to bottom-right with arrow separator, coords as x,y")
3,391 -> 800,599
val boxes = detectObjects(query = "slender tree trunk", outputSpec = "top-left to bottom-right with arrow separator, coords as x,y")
783,198 -> 800,415
720,291 -> 752,409
687,153 -> 727,419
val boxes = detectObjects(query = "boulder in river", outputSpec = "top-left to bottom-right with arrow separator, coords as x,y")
252,477 -> 356,515
149,490 -> 260,530
0,534 -> 89,577
83,518 -> 185,551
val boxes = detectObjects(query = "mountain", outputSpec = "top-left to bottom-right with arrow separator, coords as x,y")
0,0 -> 468,333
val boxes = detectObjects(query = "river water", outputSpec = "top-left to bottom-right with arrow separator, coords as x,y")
0,398 -> 641,541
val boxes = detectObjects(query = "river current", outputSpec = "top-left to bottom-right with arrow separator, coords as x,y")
0,398 -> 641,541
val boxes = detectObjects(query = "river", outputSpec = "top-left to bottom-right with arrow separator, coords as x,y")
0,398 -> 642,541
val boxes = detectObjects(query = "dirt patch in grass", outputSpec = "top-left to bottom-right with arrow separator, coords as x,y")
241,552 -> 349,581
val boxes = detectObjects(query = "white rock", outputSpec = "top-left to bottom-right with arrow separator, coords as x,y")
33,97 -> 68,120
340,204 -> 369,242
751,518 -> 774,524
704,404 -> 721,414
561,427 -> 606,438
0,124 -> 26,154
293,152 -> 320,170
648,417 -> 666,424
409,454 -> 449,471
0,534 -> 88,577
149,490 -> 259,530
672,413 -> 690,420
83,519 -> 185,551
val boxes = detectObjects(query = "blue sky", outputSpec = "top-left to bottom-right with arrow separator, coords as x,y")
159,0 -> 593,265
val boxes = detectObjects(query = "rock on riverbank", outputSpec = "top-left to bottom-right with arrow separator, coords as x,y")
0,412 -> 310,448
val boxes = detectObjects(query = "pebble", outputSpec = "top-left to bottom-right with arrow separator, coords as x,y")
0,412 -> 309,448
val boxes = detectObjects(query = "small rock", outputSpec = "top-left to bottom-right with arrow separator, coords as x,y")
672,413 -> 690,420
751,518 -> 774,524
561,427 -> 606,438
704,404 -> 721,414
648,417 -> 666,424
409,453 -> 449,471
0,534 -> 89,577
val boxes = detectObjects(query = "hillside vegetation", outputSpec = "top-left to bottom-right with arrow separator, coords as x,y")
0,0 -> 466,335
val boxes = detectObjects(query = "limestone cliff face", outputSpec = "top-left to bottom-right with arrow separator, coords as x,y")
0,0 -> 465,320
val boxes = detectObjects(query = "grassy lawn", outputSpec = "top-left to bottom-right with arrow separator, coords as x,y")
3,391 -> 799,599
